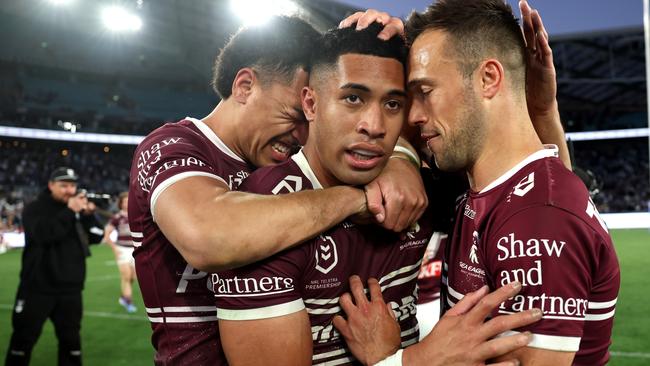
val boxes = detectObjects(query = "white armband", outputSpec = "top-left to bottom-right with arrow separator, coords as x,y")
373,349 -> 403,366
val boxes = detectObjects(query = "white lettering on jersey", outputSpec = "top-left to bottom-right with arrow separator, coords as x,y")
211,274 -> 294,296
513,172 -> 535,197
315,235 -> 338,274
586,198 -> 608,233
176,263 -> 210,293
496,233 -> 566,261
271,175 -> 303,194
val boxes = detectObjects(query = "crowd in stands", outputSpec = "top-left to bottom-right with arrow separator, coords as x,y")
574,138 -> 650,213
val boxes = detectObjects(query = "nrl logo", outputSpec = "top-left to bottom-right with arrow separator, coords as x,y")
315,235 -> 338,274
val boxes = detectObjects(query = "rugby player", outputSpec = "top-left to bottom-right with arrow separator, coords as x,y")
337,1 -> 620,365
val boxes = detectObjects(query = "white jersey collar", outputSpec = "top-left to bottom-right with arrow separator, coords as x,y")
479,144 -> 559,194
185,117 -> 246,163
291,150 -> 324,190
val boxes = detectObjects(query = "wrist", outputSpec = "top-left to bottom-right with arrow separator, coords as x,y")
373,349 -> 403,366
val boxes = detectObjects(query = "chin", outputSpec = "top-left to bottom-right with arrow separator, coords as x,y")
338,169 -> 381,186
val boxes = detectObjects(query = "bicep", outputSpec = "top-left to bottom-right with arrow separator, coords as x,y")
154,175 -> 230,258
494,346 -> 574,366
219,310 -> 312,366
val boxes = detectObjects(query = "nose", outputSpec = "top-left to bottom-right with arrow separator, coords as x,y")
408,98 -> 427,128
356,105 -> 386,139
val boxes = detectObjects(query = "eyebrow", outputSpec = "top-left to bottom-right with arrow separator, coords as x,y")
340,83 -> 407,98
407,77 -> 435,89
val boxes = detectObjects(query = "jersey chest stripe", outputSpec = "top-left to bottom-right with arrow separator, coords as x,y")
401,324 -> 419,337
447,285 -> 465,301
306,306 -> 341,315
147,315 -> 218,323
312,348 -> 347,361
313,356 -> 355,366
380,269 -> 420,293
402,337 -> 419,348
378,260 -> 422,285
304,297 -> 339,305
131,231 -> 143,238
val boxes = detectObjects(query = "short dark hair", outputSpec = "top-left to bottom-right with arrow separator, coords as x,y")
405,0 -> 526,90
212,16 -> 320,99
310,22 -> 408,80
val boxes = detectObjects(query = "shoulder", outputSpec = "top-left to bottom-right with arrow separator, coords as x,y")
240,159 -> 307,194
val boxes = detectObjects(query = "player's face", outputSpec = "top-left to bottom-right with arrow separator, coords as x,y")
307,54 -> 406,186
48,181 -> 77,204
407,30 -> 486,172
120,197 -> 128,211
244,69 -> 310,167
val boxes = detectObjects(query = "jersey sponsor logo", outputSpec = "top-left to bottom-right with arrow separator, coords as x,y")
464,204 -> 476,219
418,259 -> 442,279
271,175 -> 303,194
228,170 -> 250,190
513,172 -> 535,197
176,263 -> 212,293
315,235 -> 338,274
496,232 -> 566,261
211,273 -> 294,296
470,231 -> 480,264
136,137 -> 183,192
499,293 -> 589,319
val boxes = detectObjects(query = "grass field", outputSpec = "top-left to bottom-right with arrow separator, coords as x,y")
1,229 -> 649,365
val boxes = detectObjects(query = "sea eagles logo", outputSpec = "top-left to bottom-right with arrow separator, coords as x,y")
470,231 -> 480,264
405,222 -> 421,239
513,173 -> 535,197
315,235 -> 338,274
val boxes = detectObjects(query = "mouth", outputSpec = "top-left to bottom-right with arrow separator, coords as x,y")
421,131 -> 441,152
269,139 -> 300,162
344,143 -> 385,170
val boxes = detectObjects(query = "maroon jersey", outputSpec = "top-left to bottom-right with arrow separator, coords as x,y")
109,212 -> 132,247
441,147 -> 620,365
128,117 -> 252,365
213,151 -> 433,365
416,232 -> 446,304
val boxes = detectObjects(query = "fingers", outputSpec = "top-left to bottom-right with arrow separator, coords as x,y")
479,308 -> 542,341
518,0 -> 535,49
386,303 -> 397,321
465,282 -> 522,324
476,331 -> 532,362
349,275 -> 370,307
367,277 -> 384,303
364,183 -> 386,223
531,10 -> 553,67
445,285 -> 489,316
332,314 -> 350,337
339,9 -> 404,40
338,292 -> 356,317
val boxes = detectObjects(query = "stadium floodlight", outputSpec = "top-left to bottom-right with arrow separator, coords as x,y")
230,0 -> 299,26
101,5 -> 142,32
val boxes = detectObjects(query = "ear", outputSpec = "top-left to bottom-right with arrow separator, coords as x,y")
231,68 -> 256,104
301,86 -> 317,122
478,59 -> 504,99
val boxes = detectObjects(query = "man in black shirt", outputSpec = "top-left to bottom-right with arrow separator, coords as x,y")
5,167 -> 103,366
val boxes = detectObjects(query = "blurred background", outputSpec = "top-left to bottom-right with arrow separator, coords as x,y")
0,0 -> 647,364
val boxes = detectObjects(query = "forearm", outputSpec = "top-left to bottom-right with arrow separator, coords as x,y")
530,101 -> 571,170
157,180 -> 366,272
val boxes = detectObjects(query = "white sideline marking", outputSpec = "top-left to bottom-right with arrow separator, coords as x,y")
610,351 -> 650,359
0,304 -> 148,322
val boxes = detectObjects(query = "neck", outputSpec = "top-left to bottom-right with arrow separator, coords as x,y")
201,100 -> 247,161
467,102 -> 543,192
301,142 -> 339,188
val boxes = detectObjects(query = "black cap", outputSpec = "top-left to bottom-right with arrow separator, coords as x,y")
49,167 -> 78,182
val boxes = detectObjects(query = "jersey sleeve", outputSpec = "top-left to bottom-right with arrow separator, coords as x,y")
213,249 -> 306,321
485,205 -> 602,352
108,215 -> 119,227
132,126 -> 228,219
